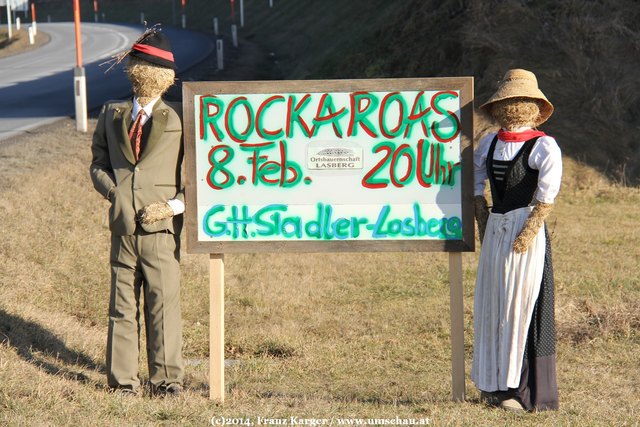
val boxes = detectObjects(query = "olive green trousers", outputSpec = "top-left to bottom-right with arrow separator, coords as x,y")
106,230 -> 183,391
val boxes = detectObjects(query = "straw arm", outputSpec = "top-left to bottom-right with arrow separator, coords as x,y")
513,202 -> 553,253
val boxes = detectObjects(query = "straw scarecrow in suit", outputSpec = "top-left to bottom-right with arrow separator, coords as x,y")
472,69 -> 562,412
90,28 -> 185,396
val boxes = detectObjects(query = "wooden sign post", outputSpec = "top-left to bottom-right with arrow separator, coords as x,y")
183,78 -> 474,402
209,254 -> 225,401
449,251 -> 465,401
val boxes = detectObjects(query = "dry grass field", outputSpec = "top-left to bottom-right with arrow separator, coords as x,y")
0,118 -> 638,425
2,0 -> 639,425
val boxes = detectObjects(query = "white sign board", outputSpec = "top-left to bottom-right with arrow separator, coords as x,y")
183,78 -> 474,253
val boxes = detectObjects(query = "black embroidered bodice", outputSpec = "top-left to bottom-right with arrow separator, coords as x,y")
487,136 -> 540,214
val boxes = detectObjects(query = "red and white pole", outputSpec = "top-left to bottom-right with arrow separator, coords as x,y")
30,2 -> 37,34
73,0 -> 83,67
93,0 -> 98,22
181,0 -> 186,28
28,1 -> 37,38
73,0 -> 87,132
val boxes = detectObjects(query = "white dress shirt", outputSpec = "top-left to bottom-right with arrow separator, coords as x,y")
132,96 -> 159,125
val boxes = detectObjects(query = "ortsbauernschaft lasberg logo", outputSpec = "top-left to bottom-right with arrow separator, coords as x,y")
307,146 -> 363,170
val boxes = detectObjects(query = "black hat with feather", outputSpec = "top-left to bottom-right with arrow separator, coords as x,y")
103,25 -> 177,71
129,29 -> 177,70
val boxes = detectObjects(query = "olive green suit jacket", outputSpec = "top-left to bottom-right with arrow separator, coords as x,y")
90,99 -> 184,236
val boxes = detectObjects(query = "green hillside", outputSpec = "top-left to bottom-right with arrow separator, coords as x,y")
30,0 -> 640,183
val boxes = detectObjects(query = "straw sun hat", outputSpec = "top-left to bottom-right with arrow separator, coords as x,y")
480,69 -> 554,126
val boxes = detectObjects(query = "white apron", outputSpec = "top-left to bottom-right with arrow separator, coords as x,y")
471,206 -> 546,391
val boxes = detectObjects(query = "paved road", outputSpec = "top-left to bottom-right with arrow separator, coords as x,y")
0,22 -> 214,141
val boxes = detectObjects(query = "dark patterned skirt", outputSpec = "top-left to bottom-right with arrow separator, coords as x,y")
512,226 -> 559,411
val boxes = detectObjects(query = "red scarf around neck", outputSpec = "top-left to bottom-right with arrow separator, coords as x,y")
498,129 -> 546,142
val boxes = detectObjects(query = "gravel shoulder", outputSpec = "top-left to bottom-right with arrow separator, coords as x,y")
0,27 -> 50,59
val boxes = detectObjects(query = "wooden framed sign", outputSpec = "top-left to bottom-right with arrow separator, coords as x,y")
183,78 -> 474,254
183,77 -> 474,401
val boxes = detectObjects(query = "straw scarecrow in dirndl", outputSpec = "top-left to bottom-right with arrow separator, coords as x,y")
472,69 -> 562,412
